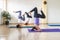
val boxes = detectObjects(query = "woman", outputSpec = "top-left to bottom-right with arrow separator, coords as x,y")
28,7 -> 46,31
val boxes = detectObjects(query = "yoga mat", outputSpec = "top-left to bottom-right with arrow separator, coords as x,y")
28,29 -> 60,32
48,24 -> 60,26
9,26 -> 33,28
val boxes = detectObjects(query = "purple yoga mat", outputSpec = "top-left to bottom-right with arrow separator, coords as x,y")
28,29 -> 60,32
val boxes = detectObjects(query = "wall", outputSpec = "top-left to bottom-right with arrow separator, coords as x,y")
0,0 -> 47,24
41,0 -> 47,24
7,0 -> 43,23
0,0 -> 4,24
48,0 -> 60,24
0,9 -> 3,24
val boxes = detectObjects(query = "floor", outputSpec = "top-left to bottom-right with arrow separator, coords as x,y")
0,24 -> 60,40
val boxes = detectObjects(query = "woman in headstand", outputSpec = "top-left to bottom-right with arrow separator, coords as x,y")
28,7 -> 46,31
14,10 -> 32,28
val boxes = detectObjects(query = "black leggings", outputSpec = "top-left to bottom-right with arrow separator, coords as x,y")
30,7 -> 46,18
19,15 -> 25,21
16,11 -> 25,21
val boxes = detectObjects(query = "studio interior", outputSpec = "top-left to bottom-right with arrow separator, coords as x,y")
0,0 -> 60,40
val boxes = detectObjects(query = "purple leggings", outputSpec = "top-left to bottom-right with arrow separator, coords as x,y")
34,18 -> 39,25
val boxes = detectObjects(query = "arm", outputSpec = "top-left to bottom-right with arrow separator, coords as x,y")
24,18 -> 30,25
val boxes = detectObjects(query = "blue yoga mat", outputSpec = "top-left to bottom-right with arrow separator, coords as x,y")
48,24 -> 60,26
9,26 -> 33,28
28,29 -> 60,32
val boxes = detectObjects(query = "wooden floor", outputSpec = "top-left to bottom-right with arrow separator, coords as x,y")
0,24 -> 60,40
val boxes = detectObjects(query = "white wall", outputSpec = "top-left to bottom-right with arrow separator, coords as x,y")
7,0 -> 42,23
0,0 -> 4,24
0,9 -> 3,24
48,0 -> 60,24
